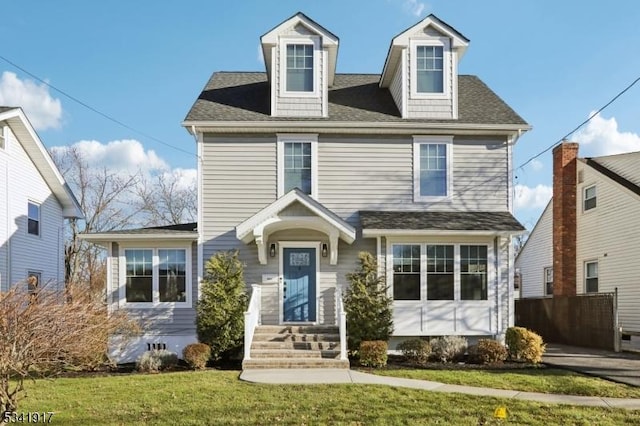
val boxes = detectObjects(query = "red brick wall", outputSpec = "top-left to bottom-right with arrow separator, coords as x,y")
552,142 -> 579,296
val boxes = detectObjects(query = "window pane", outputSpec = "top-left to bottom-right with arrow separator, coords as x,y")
460,245 -> 488,300
28,219 -> 40,236
284,142 -> 312,194
419,143 -> 447,197
586,277 -> 599,293
426,244 -> 454,300
427,274 -> 454,300
159,249 -> 187,302
416,46 -> 444,93
28,202 -> 39,220
125,249 -> 153,303
286,44 -> 313,92
393,244 -> 420,300
126,276 -> 153,302
393,274 -> 420,300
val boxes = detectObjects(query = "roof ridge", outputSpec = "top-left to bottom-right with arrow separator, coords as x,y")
585,158 -> 640,197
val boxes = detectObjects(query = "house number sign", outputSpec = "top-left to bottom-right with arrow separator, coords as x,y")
290,252 -> 310,266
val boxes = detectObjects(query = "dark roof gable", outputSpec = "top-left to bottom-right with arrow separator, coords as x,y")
360,211 -> 525,232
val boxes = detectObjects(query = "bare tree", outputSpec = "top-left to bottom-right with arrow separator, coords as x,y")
51,147 -> 143,293
0,281 -> 138,416
136,172 -> 197,227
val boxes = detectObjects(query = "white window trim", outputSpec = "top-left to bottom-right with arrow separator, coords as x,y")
118,245 -> 192,309
27,200 -> 41,237
583,184 -> 597,212
277,133 -> 318,199
386,239 -> 494,303
279,36 -> 321,98
584,260 -> 598,294
410,37 -> 451,99
413,136 -> 453,203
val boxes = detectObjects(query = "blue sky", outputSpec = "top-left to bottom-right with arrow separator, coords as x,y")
2,1 -> 640,229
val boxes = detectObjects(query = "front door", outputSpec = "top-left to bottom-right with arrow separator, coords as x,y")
283,247 -> 316,322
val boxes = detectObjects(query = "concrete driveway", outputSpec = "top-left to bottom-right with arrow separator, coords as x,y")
543,344 -> 640,387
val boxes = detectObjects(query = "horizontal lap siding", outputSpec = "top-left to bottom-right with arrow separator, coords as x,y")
516,202 -> 553,299
577,163 -> 640,332
390,61 -> 403,114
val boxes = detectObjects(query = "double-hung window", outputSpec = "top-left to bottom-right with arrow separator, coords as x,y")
413,136 -> 452,201
392,244 -> 421,300
122,247 -> 190,306
584,185 -> 596,211
416,45 -> 444,93
426,245 -> 454,300
585,261 -> 598,293
460,245 -> 488,300
286,44 -> 314,92
27,201 -> 40,236
544,267 -> 553,296
277,134 -> 318,198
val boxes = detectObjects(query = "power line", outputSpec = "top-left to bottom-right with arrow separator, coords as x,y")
0,54 -> 198,158
517,75 -> 640,171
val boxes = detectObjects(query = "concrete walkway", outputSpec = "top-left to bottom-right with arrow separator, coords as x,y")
240,368 -> 640,409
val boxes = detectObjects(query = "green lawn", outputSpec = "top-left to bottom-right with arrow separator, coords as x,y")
371,367 -> 640,398
14,370 -> 640,425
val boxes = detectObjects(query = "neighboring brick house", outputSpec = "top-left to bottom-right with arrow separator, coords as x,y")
0,107 -> 83,293
516,142 -> 640,335
84,12 -> 529,366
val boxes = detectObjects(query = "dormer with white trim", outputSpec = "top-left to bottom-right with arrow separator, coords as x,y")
380,14 -> 469,120
261,12 -> 339,118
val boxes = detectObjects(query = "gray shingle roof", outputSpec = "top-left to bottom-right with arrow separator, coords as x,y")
185,72 -> 528,126
360,211 -> 525,232
91,222 -> 197,235
0,106 -> 17,113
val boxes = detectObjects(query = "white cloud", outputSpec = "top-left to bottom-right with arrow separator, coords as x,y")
162,168 -> 197,191
529,159 -> 544,171
574,112 -> 640,156
403,0 -> 427,17
514,184 -> 552,210
52,139 -> 169,174
0,71 -> 63,130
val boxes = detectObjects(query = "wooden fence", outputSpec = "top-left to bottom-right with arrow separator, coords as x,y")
515,293 -> 618,351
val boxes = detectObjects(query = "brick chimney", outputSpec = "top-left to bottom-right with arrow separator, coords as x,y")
552,142 -> 579,296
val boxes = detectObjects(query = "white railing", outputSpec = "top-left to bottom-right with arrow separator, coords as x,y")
243,284 -> 262,360
336,287 -> 348,361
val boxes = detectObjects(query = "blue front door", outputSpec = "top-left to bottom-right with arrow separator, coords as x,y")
283,247 -> 316,322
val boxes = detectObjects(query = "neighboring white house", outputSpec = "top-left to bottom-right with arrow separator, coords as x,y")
83,12 -> 530,365
0,107 -> 83,292
516,142 -> 640,335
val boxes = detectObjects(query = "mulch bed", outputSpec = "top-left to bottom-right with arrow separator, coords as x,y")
355,355 -> 543,371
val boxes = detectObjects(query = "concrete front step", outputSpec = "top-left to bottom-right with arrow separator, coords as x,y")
242,358 -> 350,369
250,341 -> 339,351
250,349 -> 341,359
255,325 -> 339,334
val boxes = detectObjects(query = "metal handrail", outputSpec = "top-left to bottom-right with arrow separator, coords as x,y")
243,284 -> 262,360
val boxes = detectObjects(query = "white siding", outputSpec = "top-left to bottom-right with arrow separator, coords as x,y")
516,201 -> 553,299
389,59 -> 403,116
1,126 -> 65,291
576,162 -> 640,332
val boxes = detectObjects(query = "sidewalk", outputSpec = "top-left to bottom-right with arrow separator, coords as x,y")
543,343 -> 640,387
239,368 -> 640,409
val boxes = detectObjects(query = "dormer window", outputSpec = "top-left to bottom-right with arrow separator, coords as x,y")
416,45 -> 443,93
286,44 -> 314,92
410,39 -> 450,99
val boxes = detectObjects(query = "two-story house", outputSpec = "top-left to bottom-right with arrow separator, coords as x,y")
516,142 -> 640,342
0,107 -> 83,293
84,13 -> 529,366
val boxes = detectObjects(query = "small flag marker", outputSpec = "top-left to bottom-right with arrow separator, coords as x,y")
494,405 -> 508,419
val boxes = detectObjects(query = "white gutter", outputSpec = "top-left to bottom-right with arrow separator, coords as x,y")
79,233 -> 198,243
362,229 -> 526,238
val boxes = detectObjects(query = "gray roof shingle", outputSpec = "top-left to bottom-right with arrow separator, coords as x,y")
91,222 -> 198,235
360,211 -> 525,232
185,72 -> 528,126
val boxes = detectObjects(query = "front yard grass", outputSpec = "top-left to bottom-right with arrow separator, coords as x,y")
370,367 -> 640,398
17,370 -> 640,425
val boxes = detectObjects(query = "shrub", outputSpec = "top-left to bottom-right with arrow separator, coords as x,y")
344,252 -> 393,351
196,251 -> 248,362
505,327 -> 546,364
183,343 -> 212,370
136,350 -> 179,372
397,339 -> 431,365
359,341 -> 388,368
429,336 -> 468,363
468,339 -> 508,365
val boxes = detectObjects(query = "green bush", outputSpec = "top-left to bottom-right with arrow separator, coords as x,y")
359,341 -> 388,368
429,336 -> 468,363
505,327 -> 546,364
344,252 -> 393,351
136,350 -> 178,372
397,339 -> 431,365
196,251 -> 248,362
183,343 -> 212,370
468,339 -> 508,365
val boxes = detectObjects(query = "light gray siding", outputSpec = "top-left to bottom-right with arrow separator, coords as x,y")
516,201 -> 553,299
389,59 -> 403,115
406,41 -> 454,119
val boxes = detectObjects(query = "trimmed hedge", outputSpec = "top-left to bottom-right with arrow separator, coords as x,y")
506,327 -> 546,364
429,336 -> 468,363
468,339 -> 508,365
136,350 -> 179,372
359,340 -> 388,368
397,339 -> 431,365
183,343 -> 212,370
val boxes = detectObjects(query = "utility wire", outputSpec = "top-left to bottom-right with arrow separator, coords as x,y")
517,76 -> 640,171
0,54 -> 197,158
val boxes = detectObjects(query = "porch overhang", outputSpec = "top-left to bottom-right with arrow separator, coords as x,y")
236,189 -> 356,265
